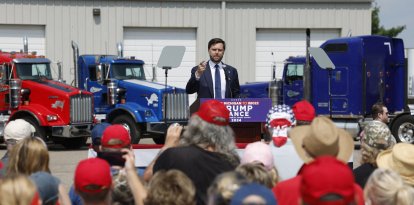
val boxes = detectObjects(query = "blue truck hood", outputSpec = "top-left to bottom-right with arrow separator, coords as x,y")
119,79 -> 184,93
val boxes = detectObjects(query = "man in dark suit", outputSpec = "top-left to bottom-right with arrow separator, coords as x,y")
186,38 -> 240,99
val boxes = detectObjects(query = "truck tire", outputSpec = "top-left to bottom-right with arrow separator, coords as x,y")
22,116 -> 46,141
61,137 -> 87,149
152,133 -> 165,144
112,115 -> 141,144
391,114 -> 414,143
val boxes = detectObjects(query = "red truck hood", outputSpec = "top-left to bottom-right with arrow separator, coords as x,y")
22,79 -> 91,95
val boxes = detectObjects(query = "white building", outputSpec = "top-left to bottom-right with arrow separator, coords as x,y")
0,0 -> 372,91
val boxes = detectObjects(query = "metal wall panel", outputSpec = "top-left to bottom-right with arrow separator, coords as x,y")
0,0 -> 371,84
225,2 -> 371,83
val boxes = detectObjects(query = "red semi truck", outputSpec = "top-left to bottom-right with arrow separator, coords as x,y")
0,50 -> 93,148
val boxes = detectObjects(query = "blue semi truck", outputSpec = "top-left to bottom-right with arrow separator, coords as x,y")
72,42 -> 189,144
241,35 -> 414,143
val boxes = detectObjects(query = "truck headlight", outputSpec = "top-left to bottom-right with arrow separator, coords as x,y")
47,115 -> 58,121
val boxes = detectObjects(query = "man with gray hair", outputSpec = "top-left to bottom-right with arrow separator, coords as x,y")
0,119 -> 35,176
144,99 -> 239,205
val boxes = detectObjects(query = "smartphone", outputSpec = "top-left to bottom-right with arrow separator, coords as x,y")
97,151 -> 126,167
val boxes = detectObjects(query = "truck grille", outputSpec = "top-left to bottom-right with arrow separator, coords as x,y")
163,93 -> 189,120
70,94 -> 93,123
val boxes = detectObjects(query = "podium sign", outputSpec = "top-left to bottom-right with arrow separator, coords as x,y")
200,98 -> 272,122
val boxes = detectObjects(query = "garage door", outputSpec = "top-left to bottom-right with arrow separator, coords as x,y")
123,28 -> 196,104
256,29 -> 340,81
0,25 -> 46,55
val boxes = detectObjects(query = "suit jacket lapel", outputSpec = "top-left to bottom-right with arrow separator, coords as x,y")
223,65 -> 230,98
204,64 -> 214,98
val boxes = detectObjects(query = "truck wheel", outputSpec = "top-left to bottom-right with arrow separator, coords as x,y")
61,137 -> 87,149
112,115 -> 141,144
22,116 -> 46,141
391,115 -> 414,143
152,133 -> 165,144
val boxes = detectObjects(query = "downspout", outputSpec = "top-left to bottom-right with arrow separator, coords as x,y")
71,41 -> 79,87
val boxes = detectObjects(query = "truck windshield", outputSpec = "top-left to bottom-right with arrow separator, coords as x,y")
111,63 -> 145,80
16,63 -> 52,80
285,64 -> 304,83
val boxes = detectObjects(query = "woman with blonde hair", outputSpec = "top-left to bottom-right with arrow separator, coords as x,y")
236,163 -> 274,189
6,136 -> 50,175
5,137 -> 71,205
364,168 -> 414,205
145,169 -> 196,205
0,174 -> 42,205
207,171 -> 248,205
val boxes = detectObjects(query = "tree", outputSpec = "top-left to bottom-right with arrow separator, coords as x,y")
372,4 -> 405,37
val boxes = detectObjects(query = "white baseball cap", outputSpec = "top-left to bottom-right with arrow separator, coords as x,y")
4,119 -> 35,142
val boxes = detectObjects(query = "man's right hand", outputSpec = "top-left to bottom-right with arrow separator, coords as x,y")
195,61 -> 207,79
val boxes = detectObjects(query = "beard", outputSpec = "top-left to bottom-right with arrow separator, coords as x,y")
210,55 -> 223,64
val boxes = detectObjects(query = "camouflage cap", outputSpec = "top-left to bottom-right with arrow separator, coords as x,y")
363,121 -> 396,149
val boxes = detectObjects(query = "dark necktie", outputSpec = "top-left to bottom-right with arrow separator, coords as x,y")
214,64 -> 222,99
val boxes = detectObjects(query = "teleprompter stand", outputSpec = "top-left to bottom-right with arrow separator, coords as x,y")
157,46 -> 186,124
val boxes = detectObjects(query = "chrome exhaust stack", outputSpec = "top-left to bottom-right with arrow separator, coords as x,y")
71,41 -> 79,87
107,81 -> 118,105
117,42 -> 123,58
23,36 -> 28,54
9,79 -> 22,109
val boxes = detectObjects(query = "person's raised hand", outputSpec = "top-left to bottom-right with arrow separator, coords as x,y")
122,148 -> 136,173
196,60 -> 207,77
163,123 -> 183,149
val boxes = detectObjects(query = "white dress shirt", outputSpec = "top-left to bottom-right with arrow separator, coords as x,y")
209,61 -> 226,99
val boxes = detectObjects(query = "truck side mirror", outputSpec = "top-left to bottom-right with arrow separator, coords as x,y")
309,47 -> 335,70
3,63 -> 12,81
57,62 -> 65,83
0,65 -> 5,83
96,64 -> 104,83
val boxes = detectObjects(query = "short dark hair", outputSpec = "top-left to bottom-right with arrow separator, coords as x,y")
208,38 -> 226,50
371,102 -> 385,119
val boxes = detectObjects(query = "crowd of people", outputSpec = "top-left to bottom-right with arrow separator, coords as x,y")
1,99 -> 413,205
1,37 -> 414,204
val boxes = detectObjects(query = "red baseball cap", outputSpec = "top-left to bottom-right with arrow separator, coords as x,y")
292,100 -> 315,122
74,158 -> 112,194
101,124 -> 131,148
195,100 -> 229,126
300,156 -> 355,205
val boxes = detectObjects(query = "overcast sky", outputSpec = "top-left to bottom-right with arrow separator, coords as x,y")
376,0 -> 414,48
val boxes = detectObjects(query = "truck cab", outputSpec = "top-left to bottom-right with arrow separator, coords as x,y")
77,55 -> 146,114
73,46 -> 189,144
241,35 -> 412,142
283,36 -> 405,117
283,57 -> 305,106
0,51 -> 94,148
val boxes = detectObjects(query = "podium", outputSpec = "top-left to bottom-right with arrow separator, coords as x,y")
190,98 -> 272,143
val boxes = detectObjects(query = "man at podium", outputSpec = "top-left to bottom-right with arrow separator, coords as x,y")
186,38 -> 240,99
